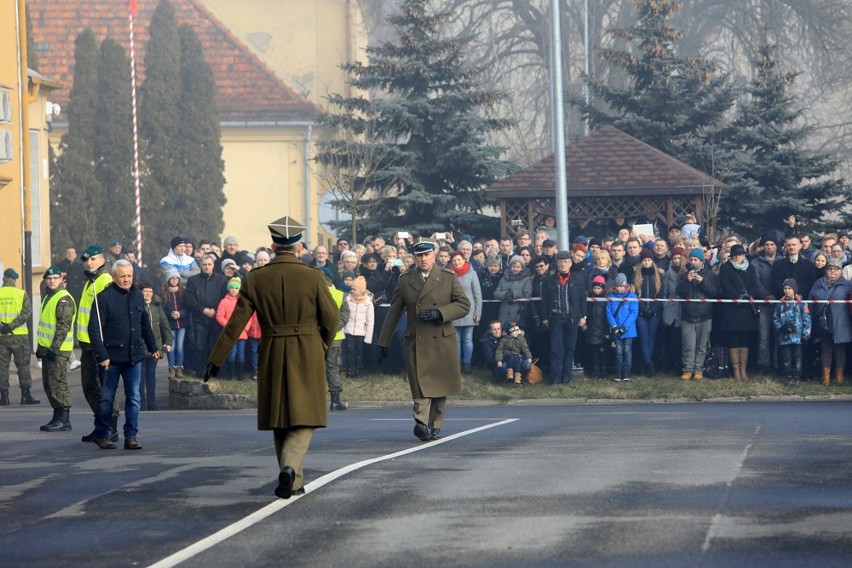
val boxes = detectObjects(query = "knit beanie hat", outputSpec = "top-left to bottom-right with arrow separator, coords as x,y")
220,258 -> 237,273
640,248 -> 654,260
170,236 -> 185,250
342,270 -> 357,281
508,322 -> 521,333
509,255 -> 525,267
227,277 -> 241,290
164,268 -> 180,282
352,275 -> 367,293
615,273 -> 628,287
592,275 -> 606,287
689,248 -> 705,261
671,246 -> 686,258
782,278 -> 798,293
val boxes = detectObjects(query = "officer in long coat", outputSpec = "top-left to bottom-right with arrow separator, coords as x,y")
378,239 -> 471,442
207,217 -> 338,499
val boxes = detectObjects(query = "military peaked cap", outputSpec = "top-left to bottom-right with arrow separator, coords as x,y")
412,239 -> 436,255
268,216 -> 306,246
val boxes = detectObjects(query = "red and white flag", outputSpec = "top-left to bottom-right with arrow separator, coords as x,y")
128,0 -> 138,16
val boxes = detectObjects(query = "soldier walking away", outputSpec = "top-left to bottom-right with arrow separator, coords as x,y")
0,267 -> 39,406
206,217 -> 339,499
321,266 -> 349,411
377,238 -> 471,442
36,266 -> 76,431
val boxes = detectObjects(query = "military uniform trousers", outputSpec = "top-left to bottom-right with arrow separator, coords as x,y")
79,343 -> 119,416
0,335 -> 33,390
42,351 -> 72,408
273,427 -> 314,491
325,340 -> 343,394
413,396 -> 447,429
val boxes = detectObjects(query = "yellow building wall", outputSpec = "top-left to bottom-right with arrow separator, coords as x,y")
0,2 -> 25,282
220,125 -> 329,251
202,0 -> 369,105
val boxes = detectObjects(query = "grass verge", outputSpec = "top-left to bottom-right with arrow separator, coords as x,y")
208,369 -> 851,402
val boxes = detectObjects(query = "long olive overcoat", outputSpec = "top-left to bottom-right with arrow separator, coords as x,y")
209,254 -> 338,430
378,266 -> 471,398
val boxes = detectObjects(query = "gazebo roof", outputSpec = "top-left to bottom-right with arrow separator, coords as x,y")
486,126 -> 727,199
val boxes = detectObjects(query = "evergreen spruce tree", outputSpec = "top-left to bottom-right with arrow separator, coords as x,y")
92,38 -> 136,247
176,23 -> 226,243
333,0 -> 514,237
721,38 -> 845,235
139,0 -> 182,257
49,29 -> 102,254
577,0 -> 736,176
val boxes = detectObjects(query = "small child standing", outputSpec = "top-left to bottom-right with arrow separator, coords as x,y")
343,276 -> 374,378
215,277 -> 251,379
496,322 -> 532,385
606,273 -> 638,382
585,275 -> 609,378
772,278 -> 812,386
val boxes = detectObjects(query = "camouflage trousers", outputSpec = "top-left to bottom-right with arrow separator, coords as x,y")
325,340 -> 343,394
80,344 -> 119,416
0,335 -> 33,391
42,351 -> 72,408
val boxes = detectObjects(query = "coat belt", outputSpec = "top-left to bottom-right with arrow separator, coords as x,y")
261,323 -> 316,337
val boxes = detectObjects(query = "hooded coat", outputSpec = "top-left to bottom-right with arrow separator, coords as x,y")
209,254 -> 338,430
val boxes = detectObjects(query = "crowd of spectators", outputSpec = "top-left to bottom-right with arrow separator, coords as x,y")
54,212 -> 852,388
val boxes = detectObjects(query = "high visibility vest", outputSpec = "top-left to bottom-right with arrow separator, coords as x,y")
38,289 -> 77,351
0,286 -> 28,335
329,285 -> 345,341
76,273 -> 113,343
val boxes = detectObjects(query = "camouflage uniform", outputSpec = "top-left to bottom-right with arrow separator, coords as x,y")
0,283 -> 33,395
38,289 -> 76,408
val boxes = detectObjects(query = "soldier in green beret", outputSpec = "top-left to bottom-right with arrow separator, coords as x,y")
36,266 -> 77,431
0,267 -> 39,406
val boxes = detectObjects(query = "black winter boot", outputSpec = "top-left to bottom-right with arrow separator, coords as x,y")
21,387 -> 41,405
329,391 -> 347,411
42,407 -> 71,432
108,415 -> 119,442
0,389 -> 9,406
40,408 -> 61,431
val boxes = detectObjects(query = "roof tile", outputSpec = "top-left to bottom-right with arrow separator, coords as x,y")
29,0 -> 316,123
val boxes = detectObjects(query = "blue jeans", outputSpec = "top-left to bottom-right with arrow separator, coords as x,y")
247,337 -> 260,370
549,314 -> 579,383
503,353 -> 531,374
167,327 -> 186,367
226,339 -> 246,363
139,357 -> 158,407
614,338 -> 634,379
95,362 -> 142,439
455,326 -> 474,364
636,314 -> 660,365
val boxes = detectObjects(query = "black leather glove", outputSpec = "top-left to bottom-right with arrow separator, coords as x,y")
418,308 -> 442,322
204,363 -> 220,383
35,345 -> 46,359
44,350 -> 58,361
0,323 -> 12,335
377,346 -> 388,364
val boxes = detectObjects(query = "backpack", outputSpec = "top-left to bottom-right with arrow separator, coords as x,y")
703,345 -> 730,379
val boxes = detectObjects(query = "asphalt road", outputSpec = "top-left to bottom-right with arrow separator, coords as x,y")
2,378 -> 851,568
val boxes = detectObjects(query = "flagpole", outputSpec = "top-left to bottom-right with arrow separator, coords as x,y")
127,0 -> 143,263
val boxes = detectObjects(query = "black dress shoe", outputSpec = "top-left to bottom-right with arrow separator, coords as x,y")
81,429 -> 96,443
275,466 -> 296,499
428,428 -> 442,440
413,423 -> 431,442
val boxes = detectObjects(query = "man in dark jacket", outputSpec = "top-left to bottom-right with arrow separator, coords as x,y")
185,255 -> 228,375
480,320 -> 505,383
88,260 -> 160,450
675,248 -> 719,380
751,235 -> 781,372
542,250 -> 588,384
770,236 -> 819,299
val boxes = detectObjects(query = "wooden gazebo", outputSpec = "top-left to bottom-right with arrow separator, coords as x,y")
485,126 -> 728,238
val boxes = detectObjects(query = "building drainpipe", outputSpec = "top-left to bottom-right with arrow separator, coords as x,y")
304,123 -> 313,248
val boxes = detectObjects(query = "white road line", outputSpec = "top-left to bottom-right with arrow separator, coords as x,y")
147,418 -> 518,568
701,424 -> 761,553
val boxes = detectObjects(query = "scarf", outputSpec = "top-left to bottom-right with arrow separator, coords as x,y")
451,261 -> 471,277
167,285 -> 179,294
557,271 -> 571,286
730,257 -> 749,271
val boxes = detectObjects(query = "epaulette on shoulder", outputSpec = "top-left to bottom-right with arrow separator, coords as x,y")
441,267 -> 455,275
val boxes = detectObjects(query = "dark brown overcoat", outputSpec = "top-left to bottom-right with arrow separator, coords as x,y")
378,266 -> 471,398
209,254 -> 338,430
